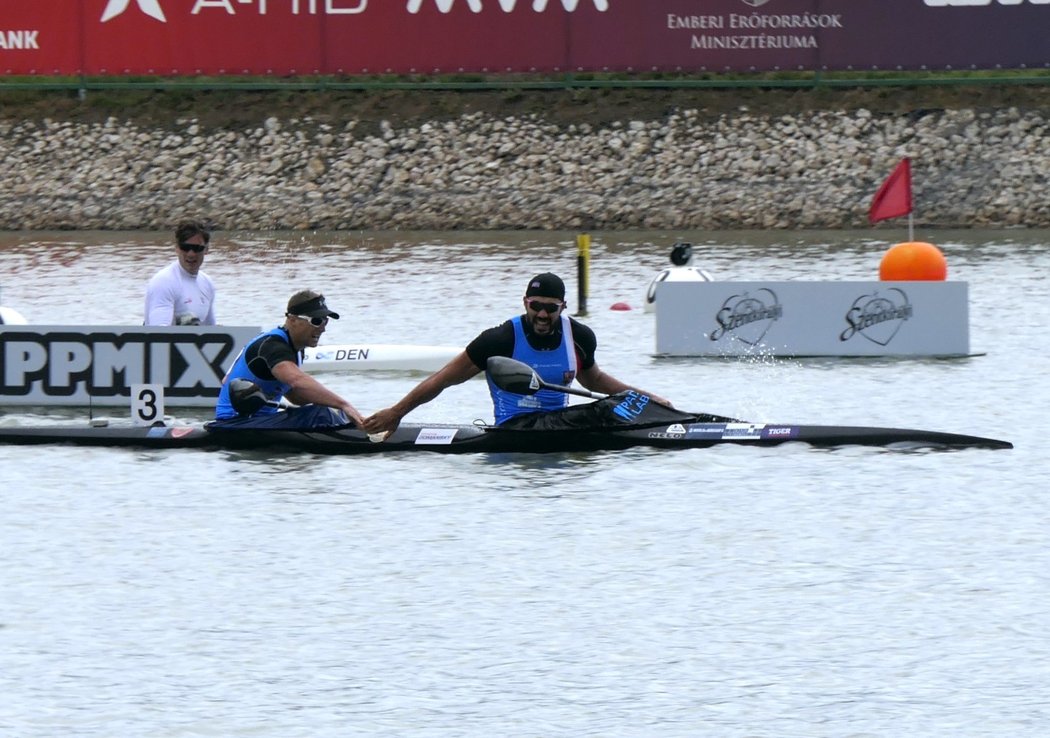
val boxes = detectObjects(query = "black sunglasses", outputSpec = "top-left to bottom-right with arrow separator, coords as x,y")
526,300 -> 564,314
178,242 -> 207,253
289,313 -> 328,327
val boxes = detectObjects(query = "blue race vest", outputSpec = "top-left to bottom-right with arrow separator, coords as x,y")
215,327 -> 298,419
487,315 -> 577,424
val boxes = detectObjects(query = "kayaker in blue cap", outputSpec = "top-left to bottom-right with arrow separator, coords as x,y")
363,272 -> 670,435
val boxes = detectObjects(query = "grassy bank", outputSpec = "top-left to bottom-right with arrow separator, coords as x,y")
3,72 -> 1050,129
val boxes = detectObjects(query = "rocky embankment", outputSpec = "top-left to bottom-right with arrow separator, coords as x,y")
1,102 -> 1047,230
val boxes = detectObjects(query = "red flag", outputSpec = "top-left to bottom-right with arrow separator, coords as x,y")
869,158 -> 912,224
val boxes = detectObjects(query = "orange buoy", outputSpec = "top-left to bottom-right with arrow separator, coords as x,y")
879,241 -> 947,281
610,302 -> 632,311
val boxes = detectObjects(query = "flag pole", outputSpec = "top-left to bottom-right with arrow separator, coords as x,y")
909,212 -> 914,242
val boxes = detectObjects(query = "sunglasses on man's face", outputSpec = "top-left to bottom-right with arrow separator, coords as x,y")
178,242 -> 207,253
290,313 -> 329,327
526,300 -> 564,315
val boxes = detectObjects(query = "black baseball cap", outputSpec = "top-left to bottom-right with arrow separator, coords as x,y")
524,273 -> 565,300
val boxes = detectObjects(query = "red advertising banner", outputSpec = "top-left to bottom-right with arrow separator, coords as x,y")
2,1 -> 1050,77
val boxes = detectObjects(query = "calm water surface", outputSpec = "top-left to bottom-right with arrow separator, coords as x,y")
1,230 -> 1048,737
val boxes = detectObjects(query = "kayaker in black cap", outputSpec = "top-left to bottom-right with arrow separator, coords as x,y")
363,272 -> 670,435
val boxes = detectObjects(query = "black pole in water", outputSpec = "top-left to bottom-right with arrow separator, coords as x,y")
576,233 -> 590,316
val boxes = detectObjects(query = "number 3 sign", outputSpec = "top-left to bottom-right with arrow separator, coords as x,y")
131,384 -> 165,426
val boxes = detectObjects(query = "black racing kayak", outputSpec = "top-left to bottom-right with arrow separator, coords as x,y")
0,416 -> 1013,452
0,358 -> 1012,452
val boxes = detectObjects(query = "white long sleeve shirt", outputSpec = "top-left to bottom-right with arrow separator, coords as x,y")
144,261 -> 216,326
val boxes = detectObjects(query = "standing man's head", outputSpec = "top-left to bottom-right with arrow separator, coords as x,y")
174,220 -> 211,276
522,272 -> 566,336
284,290 -> 341,349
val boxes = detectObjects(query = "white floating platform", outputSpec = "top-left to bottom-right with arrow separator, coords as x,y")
303,344 -> 459,373
655,281 -> 971,358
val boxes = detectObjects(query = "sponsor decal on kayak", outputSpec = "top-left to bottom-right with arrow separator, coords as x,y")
415,428 -> 458,445
308,347 -> 371,363
669,422 -> 771,440
685,423 -> 728,436
646,423 -> 689,439
761,426 -> 798,439
613,391 -> 649,422
721,422 -> 766,440
145,425 -> 198,439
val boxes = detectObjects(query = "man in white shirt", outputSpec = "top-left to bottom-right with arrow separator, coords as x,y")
144,220 -> 217,326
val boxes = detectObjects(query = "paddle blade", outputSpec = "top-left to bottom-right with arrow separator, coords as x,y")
486,356 -> 541,395
229,378 -> 278,415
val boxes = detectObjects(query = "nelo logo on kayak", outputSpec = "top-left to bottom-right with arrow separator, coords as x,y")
840,287 -> 913,346
646,424 -> 687,439
710,288 -> 782,346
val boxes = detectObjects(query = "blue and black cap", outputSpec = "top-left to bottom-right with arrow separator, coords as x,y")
287,293 -> 340,320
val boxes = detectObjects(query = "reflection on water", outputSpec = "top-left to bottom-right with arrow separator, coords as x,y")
1,230 -> 1048,737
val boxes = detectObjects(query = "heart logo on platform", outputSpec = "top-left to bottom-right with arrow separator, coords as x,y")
840,288 -> 913,346
739,0 -> 771,6
710,288 -> 783,346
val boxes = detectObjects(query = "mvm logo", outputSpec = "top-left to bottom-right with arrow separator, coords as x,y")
407,0 -> 610,12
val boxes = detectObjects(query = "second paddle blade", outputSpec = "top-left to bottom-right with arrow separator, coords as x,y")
486,356 -> 541,395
